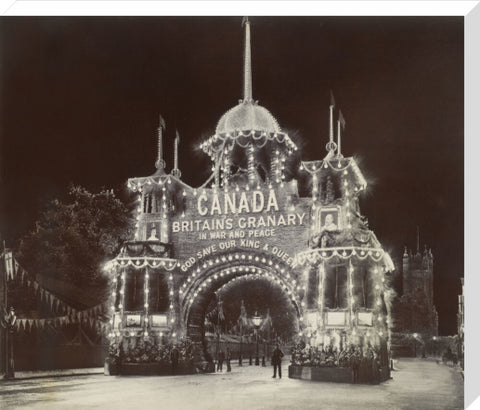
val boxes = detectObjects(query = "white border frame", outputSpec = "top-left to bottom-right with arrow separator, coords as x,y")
1,1 -> 477,407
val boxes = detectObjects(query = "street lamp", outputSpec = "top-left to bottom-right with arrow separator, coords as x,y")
413,333 -> 418,358
1,306 -> 16,379
432,336 -> 437,357
252,312 -> 262,366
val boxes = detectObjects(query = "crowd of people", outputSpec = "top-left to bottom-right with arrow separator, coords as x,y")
290,341 -> 389,383
291,342 -> 381,368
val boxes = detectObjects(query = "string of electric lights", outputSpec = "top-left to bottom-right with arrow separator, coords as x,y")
296,246 -> 395,271
300,157 -> 367,191
200,129 -> 297,157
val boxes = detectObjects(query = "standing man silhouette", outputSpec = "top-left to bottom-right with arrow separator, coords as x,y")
271,344 -> 284,379
217,349 -> 225,372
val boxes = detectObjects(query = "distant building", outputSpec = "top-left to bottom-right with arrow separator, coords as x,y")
392,244 -> 438,337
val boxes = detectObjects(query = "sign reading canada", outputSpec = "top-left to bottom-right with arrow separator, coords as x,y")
171,184 -> 311,269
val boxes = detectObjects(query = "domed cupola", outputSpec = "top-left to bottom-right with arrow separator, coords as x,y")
215,101 -> 281,136
200,18 -> 297,189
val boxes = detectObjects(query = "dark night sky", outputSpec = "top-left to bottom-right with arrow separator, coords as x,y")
0,16 -> 463,334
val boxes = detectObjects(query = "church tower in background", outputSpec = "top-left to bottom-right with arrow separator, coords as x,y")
392,229 -> 438,341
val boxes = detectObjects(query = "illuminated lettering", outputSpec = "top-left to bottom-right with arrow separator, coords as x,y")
252,191 -> 264,212
211,195 -> 222,215
266,190 -> 279,212
224,193 -> 236,214
237,192 -> 250,213
198,195 -> 208,216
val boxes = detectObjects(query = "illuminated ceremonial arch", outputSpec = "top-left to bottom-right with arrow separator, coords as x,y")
105,18 -> 395,379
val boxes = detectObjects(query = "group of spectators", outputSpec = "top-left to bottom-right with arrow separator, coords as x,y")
291,343 -> 377,367
290,342 -> 389,383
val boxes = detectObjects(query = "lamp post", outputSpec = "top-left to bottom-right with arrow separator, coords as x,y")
239,324 -> 243,366
252,312 -> 262,366
1,306 -> 16,379
432,336 -> 437,357
413,333 -> 418,358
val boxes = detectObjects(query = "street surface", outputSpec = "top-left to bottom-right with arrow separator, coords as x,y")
0,358 -> 463,410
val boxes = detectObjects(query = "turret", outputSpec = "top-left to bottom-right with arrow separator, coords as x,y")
199,18 -> 298,190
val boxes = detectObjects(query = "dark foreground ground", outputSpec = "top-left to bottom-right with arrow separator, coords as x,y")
0,358 -> 464,410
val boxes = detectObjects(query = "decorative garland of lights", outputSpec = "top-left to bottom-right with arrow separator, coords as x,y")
318,263 -> 325,327
178,253 -> 305,321
342,173 -> 353,229
178,251 -> 299,302
134,194 -> 142,239
373,266 -> 386,338
108,268 -> 126,338
181,264 -> 301,314
114,257 -> 179,270
296,247 -> 394,271
214,271 -> 301,310
143,267 -> 150,338
167,272 -> 177,329
107,268 -> 179,339
247,143 -> 255,184
348,261 -> 354,325
127,174 -> 193,193
200,129 -> 297,157
300,157 -> 367,191
181,266 -> 304,330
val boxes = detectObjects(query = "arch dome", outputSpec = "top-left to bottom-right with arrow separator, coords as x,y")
215,101 -> 281,135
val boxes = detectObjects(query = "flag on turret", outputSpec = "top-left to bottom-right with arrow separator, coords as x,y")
339,110 -> 346,130
158,114 -> 166,130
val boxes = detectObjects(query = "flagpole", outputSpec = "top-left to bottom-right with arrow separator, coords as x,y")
174,131 -> 179,172
329,104 -> 334,144
329,90 -> 335,146
337,119 -> 341,157
155,115 -> 165,172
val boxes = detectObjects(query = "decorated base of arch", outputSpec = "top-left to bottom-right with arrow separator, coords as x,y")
288,364 -> 391,384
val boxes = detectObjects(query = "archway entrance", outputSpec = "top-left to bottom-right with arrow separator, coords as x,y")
179,250 -> 302,369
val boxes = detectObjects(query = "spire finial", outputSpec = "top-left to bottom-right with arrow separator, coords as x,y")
242,16 -> 253,102
171,129 -> 181,178
325,90 -> 337,155
337,110 -> 345,157
155,115 -> 166,171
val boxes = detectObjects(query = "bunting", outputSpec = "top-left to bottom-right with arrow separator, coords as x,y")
2,252 -> 108,333
3,252 -> 79,317
13,302 -> 108,332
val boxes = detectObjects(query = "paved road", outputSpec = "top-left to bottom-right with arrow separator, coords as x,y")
0,358 -> 463,410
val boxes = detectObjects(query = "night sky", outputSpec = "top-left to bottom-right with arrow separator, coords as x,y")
0,16 -> 463,335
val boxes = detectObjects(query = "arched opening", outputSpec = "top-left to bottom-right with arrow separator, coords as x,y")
179,251 -> 302,368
